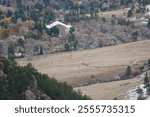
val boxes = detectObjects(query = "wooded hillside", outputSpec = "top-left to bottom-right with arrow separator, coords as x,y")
0,58 -> 90,100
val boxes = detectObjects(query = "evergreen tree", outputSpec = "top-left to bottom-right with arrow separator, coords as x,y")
147,86 -> 150,94
0,59 -> 91,100
8,45 -> 15,59
64,43 -> 70,51
148,59 -> 150,65
49,26 -> 59,37
44,11 -> 55,22
73,40 -> 78,50
69,27 -> 75,34
17,38 -> 24,47
34,3 -> 43,11
44,0 -> 50,6
118,19 -> 130,26
147,19 -> 150,29
126,66 -> 132,77
127,10 -> 133,17
137,86 -> 143,100
16,0 -> 22,8
39,46 -> 44,55
144,74 -> 150,88
132,31 -> 139,41
69,33 -> 75,42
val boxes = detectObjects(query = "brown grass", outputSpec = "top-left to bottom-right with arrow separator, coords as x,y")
17,40 -> 150,99
17,40 -> 150,86
75,77 -> 144,100
98,8 -> 129,18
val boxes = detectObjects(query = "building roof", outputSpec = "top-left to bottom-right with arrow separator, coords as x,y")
46,21 -> 72,29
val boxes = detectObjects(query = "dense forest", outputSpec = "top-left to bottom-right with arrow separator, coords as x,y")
0,58 -> 90,100
1,0 -> 150,58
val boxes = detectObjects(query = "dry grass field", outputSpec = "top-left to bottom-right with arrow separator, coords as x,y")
85,8 -> 129,18
75,76 -> 144,100
97,8 -> 129,18
17,40 -> 150,99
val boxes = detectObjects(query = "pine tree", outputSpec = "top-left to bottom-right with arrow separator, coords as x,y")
44,0 -> 50,6
148,59 -> 150,65
147,86 -> 150,94
16,0 -> 22,8
39,46 -> 43,55
126,66 -> 132,77
132,31 -> 139,41
127,10 -> 133,17
1,59 -> 91,100
137,86 -> 143,100
147,19 -> 150,29
65,43 -> 70,51
8,45 -> 15,58
144,74 -> 150,88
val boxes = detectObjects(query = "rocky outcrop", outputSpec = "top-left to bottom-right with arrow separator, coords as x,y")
0,58 -> 51,100
25,76 -> 51,100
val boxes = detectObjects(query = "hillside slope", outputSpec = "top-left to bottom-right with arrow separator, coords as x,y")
0,58 -> 90,100
75,75 -> 144,100
17,40 -> 150,87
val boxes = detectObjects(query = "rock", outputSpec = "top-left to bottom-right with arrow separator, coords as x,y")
25,88 -> 51,100
25,75 -> 51,100
0,70 -> 6,79
40,94 -> 51,100
25,89 -> 37,100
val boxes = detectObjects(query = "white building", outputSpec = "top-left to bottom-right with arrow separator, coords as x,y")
46,21 -> 72,36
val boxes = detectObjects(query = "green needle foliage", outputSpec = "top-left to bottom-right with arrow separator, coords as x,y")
0,59 -> 90,100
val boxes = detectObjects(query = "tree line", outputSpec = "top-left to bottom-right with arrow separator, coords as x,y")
0,58 -> 91,100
